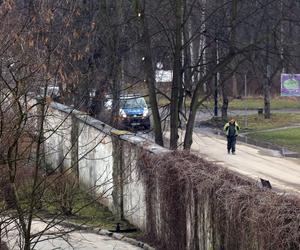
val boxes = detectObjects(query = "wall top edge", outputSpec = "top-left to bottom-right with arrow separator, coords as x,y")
49,101 -> 170,154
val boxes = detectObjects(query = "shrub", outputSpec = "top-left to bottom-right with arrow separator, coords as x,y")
44,173 -> 80,216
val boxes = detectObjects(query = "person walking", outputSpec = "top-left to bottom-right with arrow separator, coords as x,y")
223,118 -> 240,154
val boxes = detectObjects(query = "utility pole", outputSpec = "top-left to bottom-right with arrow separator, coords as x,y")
244,73 -> 248,128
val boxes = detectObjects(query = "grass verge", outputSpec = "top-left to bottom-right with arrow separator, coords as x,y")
227,96 -> 300,110
249,128 -> 300,153
2,174 -> 143,240
202,113 -> 300,153
238,113 -> 300,131
44,189 -> 143,239
156,95 -> 300,110
203,113 -> 300,132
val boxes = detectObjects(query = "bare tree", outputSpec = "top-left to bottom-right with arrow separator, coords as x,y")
0,1 -> 129,249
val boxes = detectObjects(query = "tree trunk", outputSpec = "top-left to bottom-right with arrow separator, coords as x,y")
109,0 -> 122,127
230,0 -> 238,100
140,2 -> 164,146
183,0 -> 192,93
264,9 -> 271,119
199,0 -> 207,90
170,0 -> 183,149
184,52 -> 236,150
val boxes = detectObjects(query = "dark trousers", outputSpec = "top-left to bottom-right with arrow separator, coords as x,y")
227,136 -> 237,153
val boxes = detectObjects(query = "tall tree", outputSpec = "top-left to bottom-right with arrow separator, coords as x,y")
137,0 -> 164,146
169,0 -> 183,149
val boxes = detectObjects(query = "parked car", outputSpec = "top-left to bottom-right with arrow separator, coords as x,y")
105,95 -> 151,130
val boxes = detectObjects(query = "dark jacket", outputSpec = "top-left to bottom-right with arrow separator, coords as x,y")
224,121 -> 240,137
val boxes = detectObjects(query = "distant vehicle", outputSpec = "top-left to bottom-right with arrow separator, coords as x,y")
105,95 -> 150,130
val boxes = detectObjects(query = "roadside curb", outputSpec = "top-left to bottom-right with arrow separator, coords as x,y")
238,134 -> 300,158
48,219 -> 155,250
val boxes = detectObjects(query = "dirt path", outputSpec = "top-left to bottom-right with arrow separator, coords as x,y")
187,128 -> 300,195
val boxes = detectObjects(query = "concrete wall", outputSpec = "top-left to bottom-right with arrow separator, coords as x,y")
40,102 -> 233,249
43,102 -> 300,250
44,104 -> 114,209
43,102 -> 167,229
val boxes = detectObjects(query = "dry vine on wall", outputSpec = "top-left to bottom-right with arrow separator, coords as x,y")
140,151 -> 300,250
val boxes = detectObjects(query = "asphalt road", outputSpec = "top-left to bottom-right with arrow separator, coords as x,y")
186,128 -> 300,195
143,108 -> 300,195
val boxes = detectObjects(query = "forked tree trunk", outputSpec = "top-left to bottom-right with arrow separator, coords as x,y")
140,1 -> 164,146
170,0 -> 183,149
